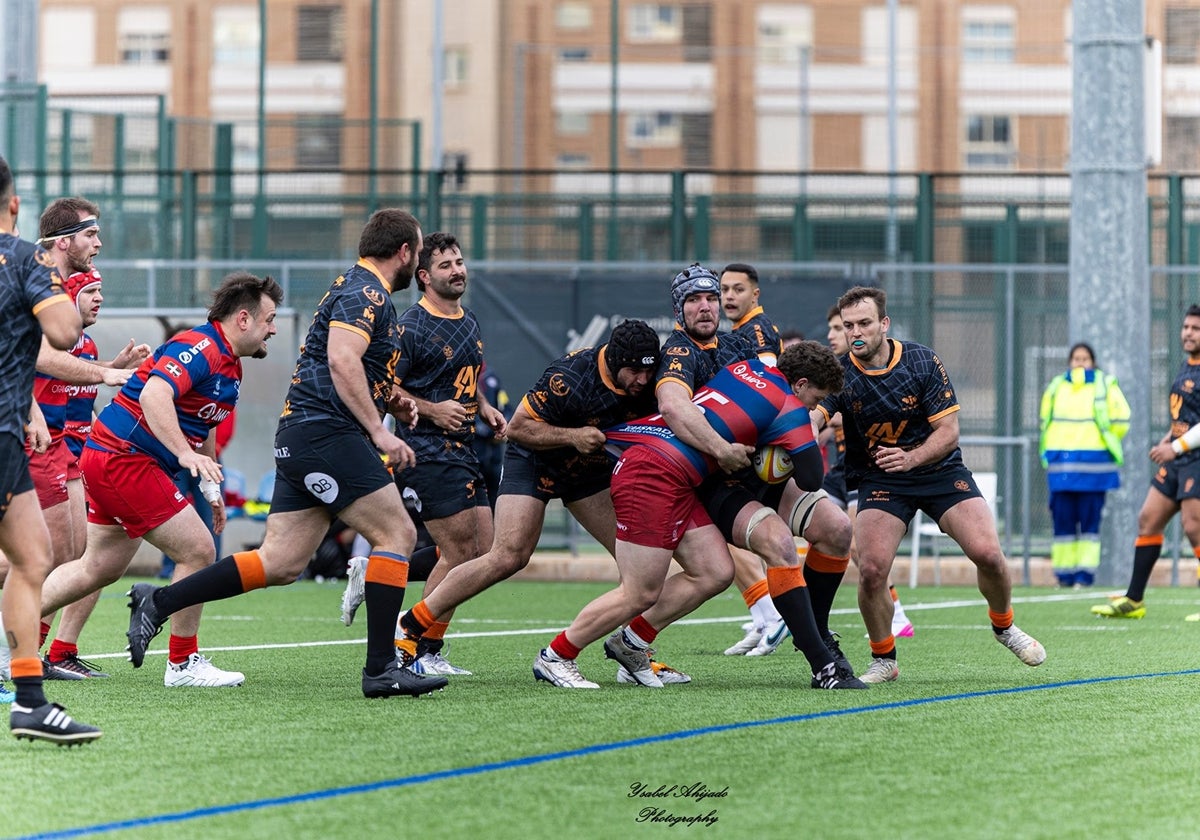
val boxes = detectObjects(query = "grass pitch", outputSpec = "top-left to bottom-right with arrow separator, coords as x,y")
5,575 -> 1200,839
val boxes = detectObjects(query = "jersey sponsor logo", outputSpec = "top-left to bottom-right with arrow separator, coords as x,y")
275,446 -> 290,458
179,351 -> 193,363
304,472 -> 340,504
36,250 -> 55,269
362,306 -> 376,324
164,361 -> 184,378
196,403 -> 231,423
188,338 -> 211,355
865,421 -> 906,448
363,287 -> 385,307
549,374 -> 570,397
730,362 -> 768,390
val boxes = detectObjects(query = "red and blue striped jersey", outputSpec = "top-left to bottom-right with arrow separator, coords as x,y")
88,320 -> 242,473
32,369 -> 71,442
33,330 -> 99,446
63,332 -> 99,457
607,359 -> 816,486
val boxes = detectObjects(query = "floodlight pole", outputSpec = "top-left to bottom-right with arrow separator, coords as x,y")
1070,0 -> 1149,587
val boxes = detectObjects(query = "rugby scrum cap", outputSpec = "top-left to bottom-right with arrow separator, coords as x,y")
64,269 -> 102,306
670,262 -> 720,323
605,318 -> 661,378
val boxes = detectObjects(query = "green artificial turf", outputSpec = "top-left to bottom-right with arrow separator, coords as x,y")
5,577 -> 1200,839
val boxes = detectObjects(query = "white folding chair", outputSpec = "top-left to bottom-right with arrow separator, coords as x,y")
908,471 -> 998,587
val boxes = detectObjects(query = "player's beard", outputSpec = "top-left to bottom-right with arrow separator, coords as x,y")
393,250 -> 418,290
66,240 -> 94,274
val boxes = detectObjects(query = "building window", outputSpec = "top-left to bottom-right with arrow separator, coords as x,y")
444,47 -> 469,89
556,111 -> 591,135
297,5 -> 345,62
1165,117 -> 1200,169
628,4 -> 681,43
757,5 -> 813,64
213,7 -> 259,65
1166,7 -> 1200,64
556,1 -> 592,30
556,153 -> 591,168
962,6 -> 1014,63
628,112 -> 681,148
559,48 -> 591,62
118,8 -> 170,65
296,118 -> 341,168
964,115 -> 1014,168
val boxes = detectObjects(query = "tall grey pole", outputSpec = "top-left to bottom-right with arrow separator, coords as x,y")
0,0 -> 41,171
885,0 -> 898,263
431,0 -> 444,172
1070,0 -> 1149,587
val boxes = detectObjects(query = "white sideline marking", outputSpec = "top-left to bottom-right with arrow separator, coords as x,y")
82,590 -> 1101,662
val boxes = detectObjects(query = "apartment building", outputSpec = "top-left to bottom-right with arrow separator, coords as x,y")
30,1 -> 1200,178
36,0 -> 502,173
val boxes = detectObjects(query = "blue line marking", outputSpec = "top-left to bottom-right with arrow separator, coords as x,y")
13,668 -> 1200,840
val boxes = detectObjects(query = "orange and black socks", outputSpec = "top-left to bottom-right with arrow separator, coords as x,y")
10,657 -> 46,708
765,566 -> 831,672
399,600 -> 435,640
988,608 -> 1014,634
1127,534 -> 1164,602
803,550 -> 850,634
869,637 -> 897,659
364,552 -> 409,673
154,550 -> 267,616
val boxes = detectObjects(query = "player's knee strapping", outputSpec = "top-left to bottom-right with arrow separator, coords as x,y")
743,506 -> 775,548
787,489 -> 828,537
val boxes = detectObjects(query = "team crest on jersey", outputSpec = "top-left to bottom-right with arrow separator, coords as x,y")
36,250 -> 55,269
549,374 -> 570,397
955,480 -> 970,491
164,361 -> 184,378
901,395 -> 918,408
363,287 -> 385,307
442,345 -> 454,360
665,346 -> 690,356
1186,379 -> 1196,393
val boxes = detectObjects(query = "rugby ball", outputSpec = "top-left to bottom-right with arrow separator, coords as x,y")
752,445 -> 793,484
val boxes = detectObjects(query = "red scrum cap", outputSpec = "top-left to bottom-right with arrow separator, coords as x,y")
64,269 -> 102,303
